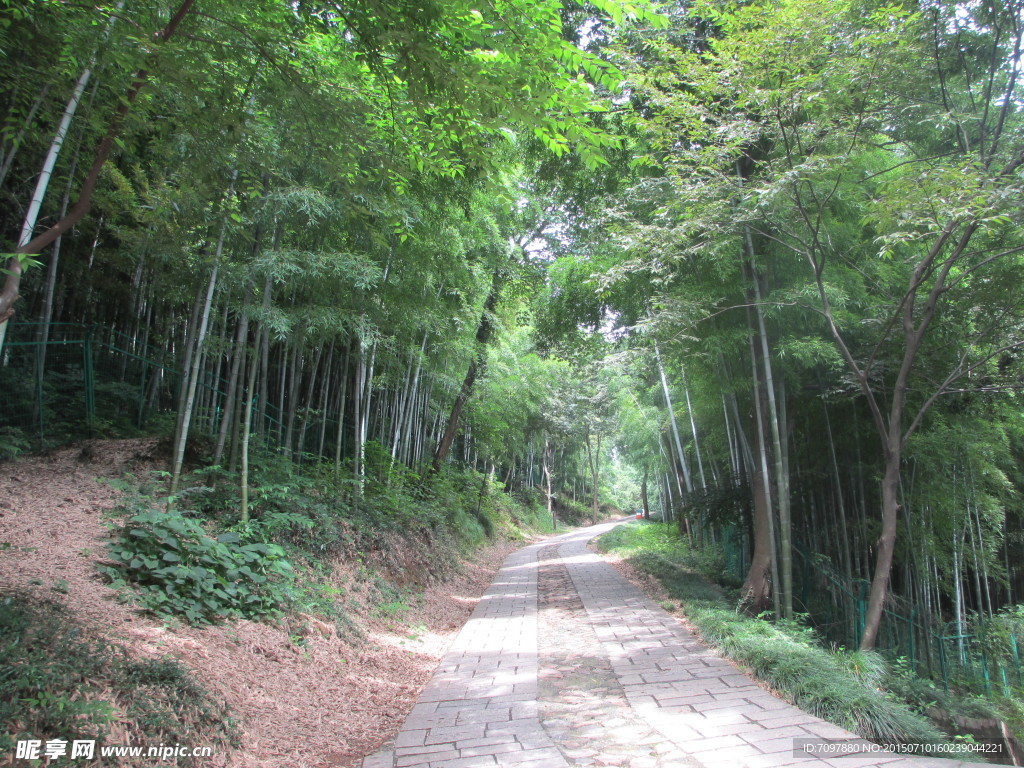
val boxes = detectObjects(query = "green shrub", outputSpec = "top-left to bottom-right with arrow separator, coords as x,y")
553,496 -> 591,526
689,604 -> 946,745
0,593 -> 236,764
0,426 -> 29,461
106,456 -> 565,638
105,508 -> 294,624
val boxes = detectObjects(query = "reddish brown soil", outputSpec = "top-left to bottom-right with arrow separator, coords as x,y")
0,440 -> 520,767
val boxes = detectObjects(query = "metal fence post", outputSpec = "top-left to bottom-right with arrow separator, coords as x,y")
855,579 -> 867,648
908,608 -> 916,667
83,327 -> 95,433
938,633 -> 949,693
137,359 -> 148,429
1012,633 -> 1022,687
34,341 -> 45,444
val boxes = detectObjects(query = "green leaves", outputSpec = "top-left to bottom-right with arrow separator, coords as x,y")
0,253 -> 43,275
105,508 -> 294,625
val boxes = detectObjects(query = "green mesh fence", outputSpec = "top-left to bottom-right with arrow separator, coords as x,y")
794,546 -> 1023,697
719,523 -> 747,584
0,322 -> 295,456
682,492 -> 1021,699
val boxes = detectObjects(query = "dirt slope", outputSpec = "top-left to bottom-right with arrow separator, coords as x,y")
0,440 -> 518,767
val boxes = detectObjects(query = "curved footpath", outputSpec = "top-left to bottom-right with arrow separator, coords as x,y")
361,520 -> 979,768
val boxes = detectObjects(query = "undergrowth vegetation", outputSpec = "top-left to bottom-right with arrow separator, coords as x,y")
596,522 -> 981,750
102,443 -> 568,631
106,506 -> 294,625
0,592 -> 238,765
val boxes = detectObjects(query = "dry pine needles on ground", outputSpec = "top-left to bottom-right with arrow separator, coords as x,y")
0,440 -> 519,767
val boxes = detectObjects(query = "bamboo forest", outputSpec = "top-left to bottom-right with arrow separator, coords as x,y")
2,0 -> 1024,765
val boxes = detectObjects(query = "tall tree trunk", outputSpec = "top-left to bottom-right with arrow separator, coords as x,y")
747,320 -> 781,618
315,343 -> 335,457
431,273 -> 500,474
334,338 -> 352,475
296,342 -> 325,459
683,370 -> 706,488
394,333 -> 427,465
543,435 -> 554,528
283,340 -> 302,455
240,276 -> 274,520
747,241 -> 792,619
823,401 -> 854,585
16,0 -> 124,259
861,443 -> 901,649
586,433 -> 602,525
35,77 -> 100,371
640,468 -> 650,520
740,464 -> 774,617
353,339 -> 368,493
0,0 -> 196,343
655,341 -> 693,493
360,341 -> 377,472
239,326 -> 261,524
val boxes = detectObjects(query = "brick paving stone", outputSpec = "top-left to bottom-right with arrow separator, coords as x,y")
396,745 -> 459,757
397,750 -> 460,767
361,521 -> 982,768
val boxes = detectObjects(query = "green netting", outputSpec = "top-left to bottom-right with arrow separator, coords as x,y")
794,546 -> 1023,697
0,322 -> 290,456
680,492 -> 1021,699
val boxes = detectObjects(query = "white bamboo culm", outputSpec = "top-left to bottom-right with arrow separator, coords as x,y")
0,2 -> 125,354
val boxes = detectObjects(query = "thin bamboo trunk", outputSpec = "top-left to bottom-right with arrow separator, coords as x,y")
640,467 -> 650,520
655,341 -> 693,493
214,292 -> 250,465
0,83 -> 52,190
334,339 -> 352,475
240,324 -> 261,523
35,79 -> 100,369
542,436 -> 554,526
15,0 -> 123,252
316,344 -> 335,457
747,323 -> 781,618
683,371 -> 706,488
353,341 -> 367,492
209,296 -> 245,462
170,262 -> 219,496
296,342 -> 325,459
823,402 -> 854,584
0,0 -> 196,341
283,340 -> 302,455
748,249 -> 792,620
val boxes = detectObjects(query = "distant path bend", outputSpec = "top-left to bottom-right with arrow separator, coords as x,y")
361,520 -> 976,768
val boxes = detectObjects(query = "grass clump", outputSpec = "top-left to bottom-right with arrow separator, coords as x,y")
597,520 -> 732,594
597,521 -> 948,749
0,592 -> 237,764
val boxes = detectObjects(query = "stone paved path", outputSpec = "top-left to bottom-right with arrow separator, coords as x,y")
361,521 -> 982,768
